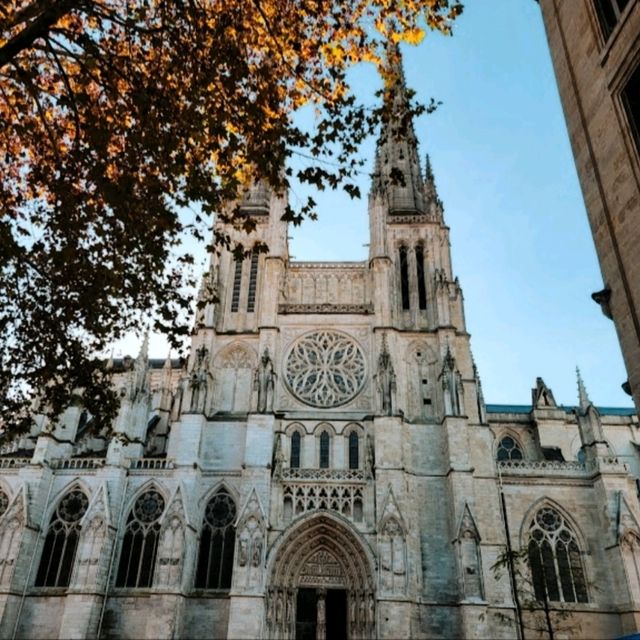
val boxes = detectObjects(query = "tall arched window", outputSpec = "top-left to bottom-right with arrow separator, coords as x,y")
247,251 -> 259,312
290,431 -> 301,469
399,246 -> 410,310
231,258 -> 243,312
348,431 -> 359,470
527,506 -> 588,603
496,436 -> 523,461
116,490 -> 165,588
35,489 -> 88,587
415,245 -> 427,310
195,490 -> 236,589
319,431 -> 330,469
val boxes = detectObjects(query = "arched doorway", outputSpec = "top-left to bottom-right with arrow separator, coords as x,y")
265,513 -> 376,640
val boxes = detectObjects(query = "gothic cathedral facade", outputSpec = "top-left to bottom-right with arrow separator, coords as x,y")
1,59 -> 640,640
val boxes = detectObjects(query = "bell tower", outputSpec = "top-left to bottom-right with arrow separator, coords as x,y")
368,47 -> 465,336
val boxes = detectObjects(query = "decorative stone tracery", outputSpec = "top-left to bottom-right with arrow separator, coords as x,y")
267,513 -> 375,639
284,331 -> 366,408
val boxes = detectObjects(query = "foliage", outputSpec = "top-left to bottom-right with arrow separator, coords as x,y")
492,547 -> 581,640
0,0 -> 462,437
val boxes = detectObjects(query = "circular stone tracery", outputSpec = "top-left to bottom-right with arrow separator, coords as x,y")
284,331 -> 366,408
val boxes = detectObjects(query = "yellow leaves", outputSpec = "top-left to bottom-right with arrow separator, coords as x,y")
394,27 -> 425,46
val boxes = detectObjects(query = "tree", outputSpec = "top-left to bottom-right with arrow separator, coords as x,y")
492,547 -> 585,640
0,0 -> 462,437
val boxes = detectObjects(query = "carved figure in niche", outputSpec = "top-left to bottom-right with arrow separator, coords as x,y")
461,530 -> 483,600
366,437 -> 375,478
253,348 -> 275,413
440,347 -> 463,416
238,535 -> 249,567
189,346 -> 212,413
317,590 -> 326,635
252,533 -> 263,567
368,592 -> 375,630
275,591 -> 283,623
376,337 -> 396,416
380,517 -> 406,593
156,515 -> 185,587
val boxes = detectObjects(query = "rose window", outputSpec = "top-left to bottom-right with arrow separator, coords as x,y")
284,331 -> 366,408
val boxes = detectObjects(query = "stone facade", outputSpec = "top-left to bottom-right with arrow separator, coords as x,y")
2,53 -> 640,640
538,0 -> 640,412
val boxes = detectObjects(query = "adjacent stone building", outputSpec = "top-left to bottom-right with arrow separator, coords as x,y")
1,53 -> 640,639
538,0 -> 640,412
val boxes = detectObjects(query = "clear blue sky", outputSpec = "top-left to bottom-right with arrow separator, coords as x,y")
132,0 -> 631,409
288,0 -> 632,408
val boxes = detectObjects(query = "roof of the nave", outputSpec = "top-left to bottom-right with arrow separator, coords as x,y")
487,403 -> 636,417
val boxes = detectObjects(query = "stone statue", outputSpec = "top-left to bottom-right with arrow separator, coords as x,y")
254,348 -> 275,413
238,537 -> 248,566
251,534 -> 262,567
376,339 -> 396,416
189,346 -> 212,413
440,347 -> 463,416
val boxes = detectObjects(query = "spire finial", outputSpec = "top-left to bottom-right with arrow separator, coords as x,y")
577,367 -> 590,411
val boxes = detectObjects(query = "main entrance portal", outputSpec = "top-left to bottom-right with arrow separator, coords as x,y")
266,514 -> 376,639
295,588 -> 347,640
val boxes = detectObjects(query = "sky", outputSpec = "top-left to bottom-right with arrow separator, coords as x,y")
136,0 -> 633,409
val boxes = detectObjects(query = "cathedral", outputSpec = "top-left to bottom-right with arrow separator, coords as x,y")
1,54 -> 640,640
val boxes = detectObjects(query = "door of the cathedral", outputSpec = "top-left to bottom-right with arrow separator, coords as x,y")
295,587 -> 348,640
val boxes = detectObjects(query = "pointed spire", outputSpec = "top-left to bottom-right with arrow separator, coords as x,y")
577,367 -> 591,412
372,43 -> 425,215
128,332 -> 149,400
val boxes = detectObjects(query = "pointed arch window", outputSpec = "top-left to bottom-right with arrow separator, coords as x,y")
496,436 -> 523,461
415,245 -> 427,310
290,431 -> 301,469
195,490 -> 236,589
231,258 -> 243,312
527,506 -> 588,603
399,246 -> 410,310
116,490 -> 165,588
348,431 -> 359,470
35,489 -> 88,587
319,431 -> 330,469
247,251 -> 259,312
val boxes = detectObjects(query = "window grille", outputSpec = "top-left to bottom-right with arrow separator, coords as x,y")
319,431 -> 330,469
195,490 -> 236,589
247,252 -> 259,312
594,0 -> 630,37
115,490 -> 165,588
415,246 -> 427,310
231,258 -> 243,312
527,507 -> 588,603
348,432 -> 359,470
35,489 -> 88,587
290,432 -> 301,469
496,436 -> 523,461
399,246 -> 410,310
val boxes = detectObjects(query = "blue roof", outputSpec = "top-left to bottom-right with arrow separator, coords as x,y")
486,404 -> 636,417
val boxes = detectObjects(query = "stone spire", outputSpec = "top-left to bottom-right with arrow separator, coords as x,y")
128,332 -> 149,401
371,44 -> 425,215
576,367 -> 591,412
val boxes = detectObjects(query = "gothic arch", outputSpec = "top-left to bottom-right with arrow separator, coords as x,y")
312,422 -> 336,436
213,342 -> 257,412
493,429 -> 526,462
43,479 -> 92,522
518,497 -> 588,551
198,481 -> 239,516
266,512 -> 376,639
121,479 -> 169,519
285,422 -> 308,436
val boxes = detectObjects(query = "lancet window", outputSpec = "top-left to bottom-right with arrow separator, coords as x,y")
415,245 -> 427,310
496,436 -> 523,461
35,489 -> 89,587
231,258 -> 243,312
319,431 -> 330,469
290,431 -> 301,469
116,490 -> 165,588
348,431 -> 359,470
195,490 -> 236,589
247,251 -> 259,312
399,246 -> 410,310
527,506 -> 588,603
